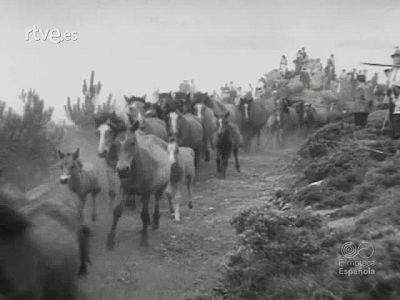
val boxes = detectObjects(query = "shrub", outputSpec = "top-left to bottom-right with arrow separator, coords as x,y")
0,90 -> 63,189
217,206 -> 337,299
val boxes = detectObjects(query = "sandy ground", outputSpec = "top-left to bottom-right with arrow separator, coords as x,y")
59,130 -> 298,300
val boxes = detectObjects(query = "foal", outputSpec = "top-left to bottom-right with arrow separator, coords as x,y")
58,148 -> 101,222
165,138 -> 195,222
214,111 -> 241,179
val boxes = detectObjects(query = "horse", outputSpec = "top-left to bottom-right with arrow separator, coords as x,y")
266,98 -> 300,148
237,96 -> 267,151
58,148 -> 101,222
0,189 -> 91,299
110,121 -> 170,248
223,102 -> 243,129
194,102 -> 217,162
124,95 -> 168,142
167,110 -> 204,171
94,111 -> 135,210
204,94 -> 229,116
173,92 -> 192,113
165,138 -> 195,223
213,111 -> 241,179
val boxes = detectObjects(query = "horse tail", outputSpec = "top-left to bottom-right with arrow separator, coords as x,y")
78,224 -> 92,277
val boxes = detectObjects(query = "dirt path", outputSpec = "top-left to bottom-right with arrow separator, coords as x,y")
60,132 -> 297,299
71,147 -> 294,300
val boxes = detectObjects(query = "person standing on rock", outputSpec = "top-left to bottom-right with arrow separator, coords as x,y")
353,74 -> 371,127
337,69 -> 347,93
386,48 -> 400,138
294,50 -> 303,75
327,54 -> 336,77
280,55 -> 288,77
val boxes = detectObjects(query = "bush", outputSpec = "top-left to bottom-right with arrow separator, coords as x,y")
217,206 -> 337,299
0,90 -> 62,189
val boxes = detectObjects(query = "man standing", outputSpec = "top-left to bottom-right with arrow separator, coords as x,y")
190,79 -> 196,94
370,72 -> 378,87
337,69 -> 347,93
353,74 -> 371,127
280,55 -> 288,77
327,54 -> 335,77
386,48 -> 400,138
179,80 -> 191,93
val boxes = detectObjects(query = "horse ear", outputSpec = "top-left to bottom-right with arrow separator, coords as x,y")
224,111 -> 230,118
143,94 -> 147,101
58,150 -> 64,159
72,148 -> 80,160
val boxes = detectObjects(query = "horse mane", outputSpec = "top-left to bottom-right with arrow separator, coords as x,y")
93,111 -> 127,132
125,95 -> 146,104
0,202 -> 30,239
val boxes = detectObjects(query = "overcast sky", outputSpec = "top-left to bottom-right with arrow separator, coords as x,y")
1,0 -> 399,119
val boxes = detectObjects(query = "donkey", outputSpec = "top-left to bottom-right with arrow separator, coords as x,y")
58,148 -> 101,222
0,191 -> 91,299
214,111 -> 242,179
108,121 -> 170,249
165,138 -> 195,223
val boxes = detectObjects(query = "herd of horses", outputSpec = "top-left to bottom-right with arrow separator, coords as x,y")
0,89 -> 346,299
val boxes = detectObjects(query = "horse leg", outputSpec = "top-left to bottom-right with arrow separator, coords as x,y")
234,147 -> 240,173
108,190 -> 116,211
78,195 -> 86,223
166,183 -> 178,219
106,198 -> 124,250
187,174 -> 193,209
203,133 -> 210,162
91,192 -> 97,222
256,130 -> 261,151
125,193 -> 136,210
194,148 -> 201,173
152,187 -> 164,229
140,193 -> 151,243
222,153 -> 229,179
216,152 -> 222,175
106,165 -> 117,210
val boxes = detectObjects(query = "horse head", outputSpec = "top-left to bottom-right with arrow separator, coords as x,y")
167,137 -> 180,164
124,95 -> 147,124
215,111 -> 230,136
94,112 -> 127,158
194,102 -> 206,121
238,96 -> 253,122
58,148 -> 83,184
115,121 -> 140,179
168,110 -> 184,138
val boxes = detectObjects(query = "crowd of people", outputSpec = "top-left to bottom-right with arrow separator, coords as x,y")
176,47 -> 400,142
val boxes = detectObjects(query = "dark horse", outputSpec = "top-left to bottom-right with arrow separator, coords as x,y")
213,111 -> 241,179
108,121 -> 171,248
0,188 -> 91,299
237,96 -> 267,151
